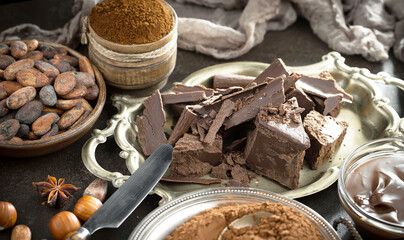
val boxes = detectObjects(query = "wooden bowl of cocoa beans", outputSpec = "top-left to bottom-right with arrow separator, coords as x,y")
0,40 -> 106,158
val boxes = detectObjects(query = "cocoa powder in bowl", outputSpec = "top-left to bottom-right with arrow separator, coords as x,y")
89,0 -> 174,45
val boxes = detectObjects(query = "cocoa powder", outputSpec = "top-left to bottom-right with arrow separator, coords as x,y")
89,0 -> 173,45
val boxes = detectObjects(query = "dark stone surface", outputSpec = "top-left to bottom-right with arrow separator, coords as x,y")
0,1 -> 403,240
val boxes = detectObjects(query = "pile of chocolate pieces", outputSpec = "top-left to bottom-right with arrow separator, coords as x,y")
136,59 -> 352,189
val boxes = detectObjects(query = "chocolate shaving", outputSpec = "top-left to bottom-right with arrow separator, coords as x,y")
172,83 -> 214,97
214,86 -> 244,95
168,106 -> 198,145
204,100 -> 235,144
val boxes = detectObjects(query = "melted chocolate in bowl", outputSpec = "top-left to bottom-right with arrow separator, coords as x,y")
346,154 -> 404,225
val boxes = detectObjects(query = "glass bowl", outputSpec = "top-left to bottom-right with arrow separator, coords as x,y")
338,137 -> 404,239
129,187 -> 340,240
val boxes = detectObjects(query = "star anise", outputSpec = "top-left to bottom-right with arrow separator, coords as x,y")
32,175 -> 80,207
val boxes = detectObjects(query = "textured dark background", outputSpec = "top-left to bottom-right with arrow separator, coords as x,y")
0,1 -> 403,239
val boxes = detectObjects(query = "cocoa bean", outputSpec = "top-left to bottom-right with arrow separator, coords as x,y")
49,58 -> 74,73
6,86 -> 36,109
34,60 -> 59,81
54,46 -> 68,56
69,109 -> 91,129
9,136 -> 23,143
42,106 -> 64,115
58,105 -> 84,129
32,112 -> 59,136
60,84 -> 87,99
0,119 -> 20,140
55,98 -> 81,110
84,84 -> 99,101
0,81 -> 23,95
83,178 -> 108,202
38,44 -> 55,59
74,72 -> 95,87
16,68 -> 51,88
54,54 -> 78,66
0,69 -> 4,79
41,124 -> 59,139
10,41 -> 28,59
0,98 -> 9,117
0,111 -> 15,123
27,131 -> 38,140
0,55 -> 15,70
4,59 -> 35,81
0,86 -> 6,100
54,72 -> 76,95
78,56 -> 94,77
15,100 -> 43,124
16,124 -> 29,138
22,51 -> 43,60
0,44 -> 10,55
26,39 -> 39,51
79,98 -> 93,111
39,85 -> 57,107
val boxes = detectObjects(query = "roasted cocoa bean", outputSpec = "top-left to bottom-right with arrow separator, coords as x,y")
79,98 -> 93,111
4,59 -> 35,81
55,98 -> 81,110
54,72 -> 76,95
54,54 -> 78,66
58,105 -> 84,129
38,44 -> 55,59
0,70 -> 4,79
78,56 -> 94,77
54,46 -> 68,56
34,60 -> 59,81
74,72 -> 95,87
0,119 -> 20,140
0,81 -> 23,95
15,100 -> 43,124
0,44 -> 10,55
6,86 -> 36,109
0,98 -> 9,117
27,131 -> 38,140
16,124 -> 29,138
26,39 -> 39,51
39,85 -> 57,107
16,68 -> 51,88
32,112 -> 59,136
0,111 -> 15,123
9,136 -> 23,143
42,106 -> 64,115
0,55 -> 15,70
41,124 -> 59,139
0,86 -> 6,100
10,41 -> 28,59
22,51 -> 43,60
60,84 -> 87,99
84,84 -> 99,101
49,58 -> 74,73
69,109 -> 91,129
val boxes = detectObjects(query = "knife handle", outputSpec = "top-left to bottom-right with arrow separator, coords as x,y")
65,227 -> 91,240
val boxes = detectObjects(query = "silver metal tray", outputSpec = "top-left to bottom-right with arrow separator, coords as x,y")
128,187 -> 340,240
82,52 -> 404,204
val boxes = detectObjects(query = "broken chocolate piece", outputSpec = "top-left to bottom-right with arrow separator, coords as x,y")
162,91 -> 206,104
303,110 -> 348,170
286,87 -> 315,118
204,100 -> 235,144
172,83 -> 214,97
136,90 -> 167,156
169,133 -> 222,177
168,106 -> 198,145
211,163 -> 231,179
213,74 -> 255,89
214,86 -> 244,95
224,76 -> 285,130
324,94 -> 344,117
225,137 -> 247,153
230,164 -> 250,187
244,98 -> 310,189
161,176 -> 221,185
250,58 -> 289,86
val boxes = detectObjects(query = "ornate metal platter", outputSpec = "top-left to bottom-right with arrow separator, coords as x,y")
82,52 -> 404,204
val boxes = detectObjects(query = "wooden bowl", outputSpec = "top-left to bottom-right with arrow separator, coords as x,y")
0,40 -> 107,158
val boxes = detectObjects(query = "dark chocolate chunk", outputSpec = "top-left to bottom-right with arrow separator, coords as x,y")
286,87 -> 315,118
250,58 -> 289,86
168,106 -> 198,145
172,83 -> 214,97
162,91 -> 206,104
211,163 -> 231,179
225,137 -> 247,153
136,90 -> 167,156
230,165 -> 250,187
303,110 -> 348,170
204,100 -> 235,144
324,94 -> 344,117
213,74 -> 255,89
244,98 -> 310,189
224,76 -> 285,130
160,176 -> 221,185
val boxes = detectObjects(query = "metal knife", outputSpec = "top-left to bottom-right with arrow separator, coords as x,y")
67,144 -> 173,240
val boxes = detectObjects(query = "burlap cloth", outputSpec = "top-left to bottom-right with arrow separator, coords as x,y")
1,0 -> 403,63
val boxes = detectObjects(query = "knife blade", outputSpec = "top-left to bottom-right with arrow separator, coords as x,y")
67,144 -> 173,240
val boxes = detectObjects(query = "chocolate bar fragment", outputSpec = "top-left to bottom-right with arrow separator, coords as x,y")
162,91 -> 206,104
136,90 -> 167,156
160,176 -> 221,185
250,58 -> 289,86
244,98 -> 310,189
324,94 -> 344,117
303,110 -> 348,170
224,76 -> 285,130
214,86 -> 243,95
286,87 -> 315,118
211,163 -> 231,179
296,73 -> 353,103
173,83 -> 214,97
213,74 -> 255,89
204,100 -> 235,144
169,133 -> 222,177
168,106 -> 198,145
